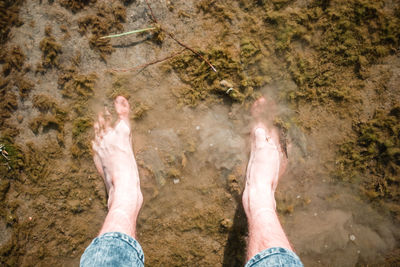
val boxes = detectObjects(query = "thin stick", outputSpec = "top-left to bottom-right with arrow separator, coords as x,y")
145,0 -> 158,23
110,49 -> 187,72
144,0 -> 217,72
100,27 -> 156,39
164,31 -> 217,72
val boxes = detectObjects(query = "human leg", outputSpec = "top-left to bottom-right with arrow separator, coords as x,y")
81,96 -> 144,266
242,97 -> 303,266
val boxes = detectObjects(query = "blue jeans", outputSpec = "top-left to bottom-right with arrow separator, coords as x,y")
80,232 -> 303,267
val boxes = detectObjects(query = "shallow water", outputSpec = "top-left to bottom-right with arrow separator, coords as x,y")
0,0 -> 399,266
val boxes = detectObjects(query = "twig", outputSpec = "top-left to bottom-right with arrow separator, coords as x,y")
144,0 -> 217,72
145,0 -> 158,24
100,27 -> 156,39
110,49 -> 187,72
165,32 -> 217,72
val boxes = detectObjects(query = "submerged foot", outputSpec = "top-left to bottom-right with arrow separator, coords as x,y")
92,96 -> 142,209
243,97 -> 286,218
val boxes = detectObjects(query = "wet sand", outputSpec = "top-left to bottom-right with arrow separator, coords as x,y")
0,0 -> 399,266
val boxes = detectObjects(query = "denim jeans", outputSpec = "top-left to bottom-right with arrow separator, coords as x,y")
245,246 -> 303,267
81,232 -> 303,267
80,232 -> 144,267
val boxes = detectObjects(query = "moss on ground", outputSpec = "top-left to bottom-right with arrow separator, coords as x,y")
58,67 -> 97,99
336,107 -> 400,219
56,65 -> 97,158
1,45 -> 25,75
259,0 -> 400,104
70,116 -> 92,158
170,47 -> 267,106
30,94 -> 67,146
59,0 -> 96,13
38,26 -> 62,70
0,0 -> 24,44
16,77 -> 34,100
0,138 -> 24,179
77,1 -> 126,60
0,78 -> 18,126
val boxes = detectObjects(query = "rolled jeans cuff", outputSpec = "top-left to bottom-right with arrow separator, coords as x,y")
245,247 -> 303,267
80,232 -> 144,267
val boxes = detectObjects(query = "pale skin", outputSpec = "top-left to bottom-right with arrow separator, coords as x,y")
92,96 -> 292,260
92,96 -> 143,238
243,97 -> 293,261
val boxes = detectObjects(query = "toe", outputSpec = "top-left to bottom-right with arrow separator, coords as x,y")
251,97 -> 266,116
114,96 -> 130,120
104,107 -> 112,131
94,122 -> 100,137
98,112 -> 106,135
114,96 -> 131,133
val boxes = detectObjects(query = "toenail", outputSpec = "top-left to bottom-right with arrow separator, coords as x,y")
255,127 -> 265,135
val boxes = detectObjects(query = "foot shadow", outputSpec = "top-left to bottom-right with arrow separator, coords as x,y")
222,200 -> 248,267
112,36 -> 151,49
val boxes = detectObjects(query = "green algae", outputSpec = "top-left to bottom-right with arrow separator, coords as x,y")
60,0 -> 96,13
336,107 -> 400,219
132,102 -> 149,120
23,142 -> 50,184
0,78 -> 18,126
197,0 -> 235,22
106,73 -> 132,100
254,0 -> 400,104
29,115 -> 63,135
30,94 -> 67,146
58,67 -> 97,99
170,47 -> 267,106
0,138 -> 24,177
38,26 -> 62,70
150,24 -> 165,45
71,117 -> 92,159
16,77 -> 33,100
71,73 -> 97,98
1,45 -> 25,75
0,0 -> 24,44
77,1 -> 126,60
72,117 -> 92,138
0,0 -> 398,265
0,46 -> 33,100
32,94 -> 57,113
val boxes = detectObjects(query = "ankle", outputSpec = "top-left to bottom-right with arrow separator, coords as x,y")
243,188 -> 276,217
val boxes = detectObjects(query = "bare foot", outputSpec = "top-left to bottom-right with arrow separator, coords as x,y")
242,97 -> 294,259
243,97 -> 287,218
92,96 -> 142,211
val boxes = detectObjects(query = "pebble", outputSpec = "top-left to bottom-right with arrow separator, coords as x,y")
196,126 -> 200,130
349,234 -> 356,241
17,114 -> 23,123
220,218 -> 233,230
173,178 -> 180,184
220,80 -> 233,88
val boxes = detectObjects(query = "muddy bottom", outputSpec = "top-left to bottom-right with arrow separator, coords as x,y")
0,0 -> 399,266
